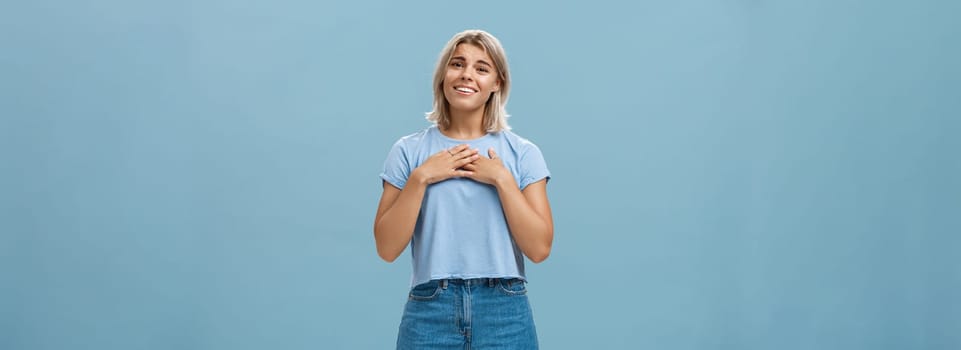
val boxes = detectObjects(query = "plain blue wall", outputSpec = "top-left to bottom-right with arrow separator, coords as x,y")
2,1 -> 959,349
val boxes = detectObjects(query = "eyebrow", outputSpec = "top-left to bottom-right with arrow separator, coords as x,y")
451,56 -> 493,67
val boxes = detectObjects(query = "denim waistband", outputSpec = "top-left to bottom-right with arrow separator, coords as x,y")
436,277 -> 524,289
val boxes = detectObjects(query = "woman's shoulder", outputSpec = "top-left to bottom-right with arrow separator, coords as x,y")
498,129 -> 542,152
391,126 -> 437,147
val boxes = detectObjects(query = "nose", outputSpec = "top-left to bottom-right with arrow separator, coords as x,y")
459,67 -> 473,81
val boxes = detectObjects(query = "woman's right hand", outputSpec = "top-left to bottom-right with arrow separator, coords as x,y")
410,144 -> 480,185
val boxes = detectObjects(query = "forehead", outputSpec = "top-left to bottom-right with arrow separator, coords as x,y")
451,43 -> 492,62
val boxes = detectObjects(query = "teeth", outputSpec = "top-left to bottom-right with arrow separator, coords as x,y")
455,87 -> 475,93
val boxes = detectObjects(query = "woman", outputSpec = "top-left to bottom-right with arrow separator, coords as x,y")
374,29 -> 553,349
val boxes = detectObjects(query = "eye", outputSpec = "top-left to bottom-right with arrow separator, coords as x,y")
477,67 -> 490,73
450,61 -> 464,68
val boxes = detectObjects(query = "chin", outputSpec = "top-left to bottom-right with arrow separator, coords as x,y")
446,99 -> 482,112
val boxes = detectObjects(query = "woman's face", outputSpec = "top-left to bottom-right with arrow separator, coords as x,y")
442,43 -> 500,116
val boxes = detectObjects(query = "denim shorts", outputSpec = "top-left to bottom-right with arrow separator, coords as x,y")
396,278 -> 539,350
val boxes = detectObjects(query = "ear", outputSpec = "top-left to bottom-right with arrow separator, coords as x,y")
492,79 -> 501,92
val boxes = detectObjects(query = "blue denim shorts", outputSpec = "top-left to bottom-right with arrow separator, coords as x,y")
396,278 -> 539,350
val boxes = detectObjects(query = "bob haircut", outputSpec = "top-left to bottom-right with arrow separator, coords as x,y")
426,29 -> 511,133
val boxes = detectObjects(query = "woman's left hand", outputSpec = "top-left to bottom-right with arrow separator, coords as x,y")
462,148 -> 512,186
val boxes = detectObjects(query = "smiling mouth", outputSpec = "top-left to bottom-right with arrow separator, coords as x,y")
454,86 -> 477,94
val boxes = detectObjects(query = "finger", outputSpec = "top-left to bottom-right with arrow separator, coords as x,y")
453,147 -> 478,159
488,148 -> 498,159
457,154 -> 480,167
449,144 -> 470,154
452,170 -> 474,177
440,145 -> 468,158
444,167 -> 464,179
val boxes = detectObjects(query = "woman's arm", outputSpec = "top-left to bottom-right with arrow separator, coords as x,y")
373,145 -> 479,262
373,181 -> 425,262
495,178 -> 553,262
463,148 -> 554,262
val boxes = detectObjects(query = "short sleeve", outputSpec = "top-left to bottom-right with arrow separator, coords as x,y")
380,139 -> 410,189
518,143 -> 551,190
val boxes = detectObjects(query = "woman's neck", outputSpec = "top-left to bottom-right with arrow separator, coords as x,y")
442,109 -> 486,140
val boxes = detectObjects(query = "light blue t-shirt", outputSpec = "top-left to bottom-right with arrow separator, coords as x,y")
380,125 -> 551,287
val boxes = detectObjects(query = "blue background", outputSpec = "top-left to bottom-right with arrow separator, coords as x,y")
2,0 -> 959,349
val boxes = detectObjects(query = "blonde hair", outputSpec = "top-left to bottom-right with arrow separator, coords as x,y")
426,29 -> 511,133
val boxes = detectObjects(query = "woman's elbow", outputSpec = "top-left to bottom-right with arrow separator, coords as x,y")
527,246 -> 551,263
378,249 -> 400,263
373,229 -> 400,263
528,229 -> 553,263
375,240 -> 401,262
